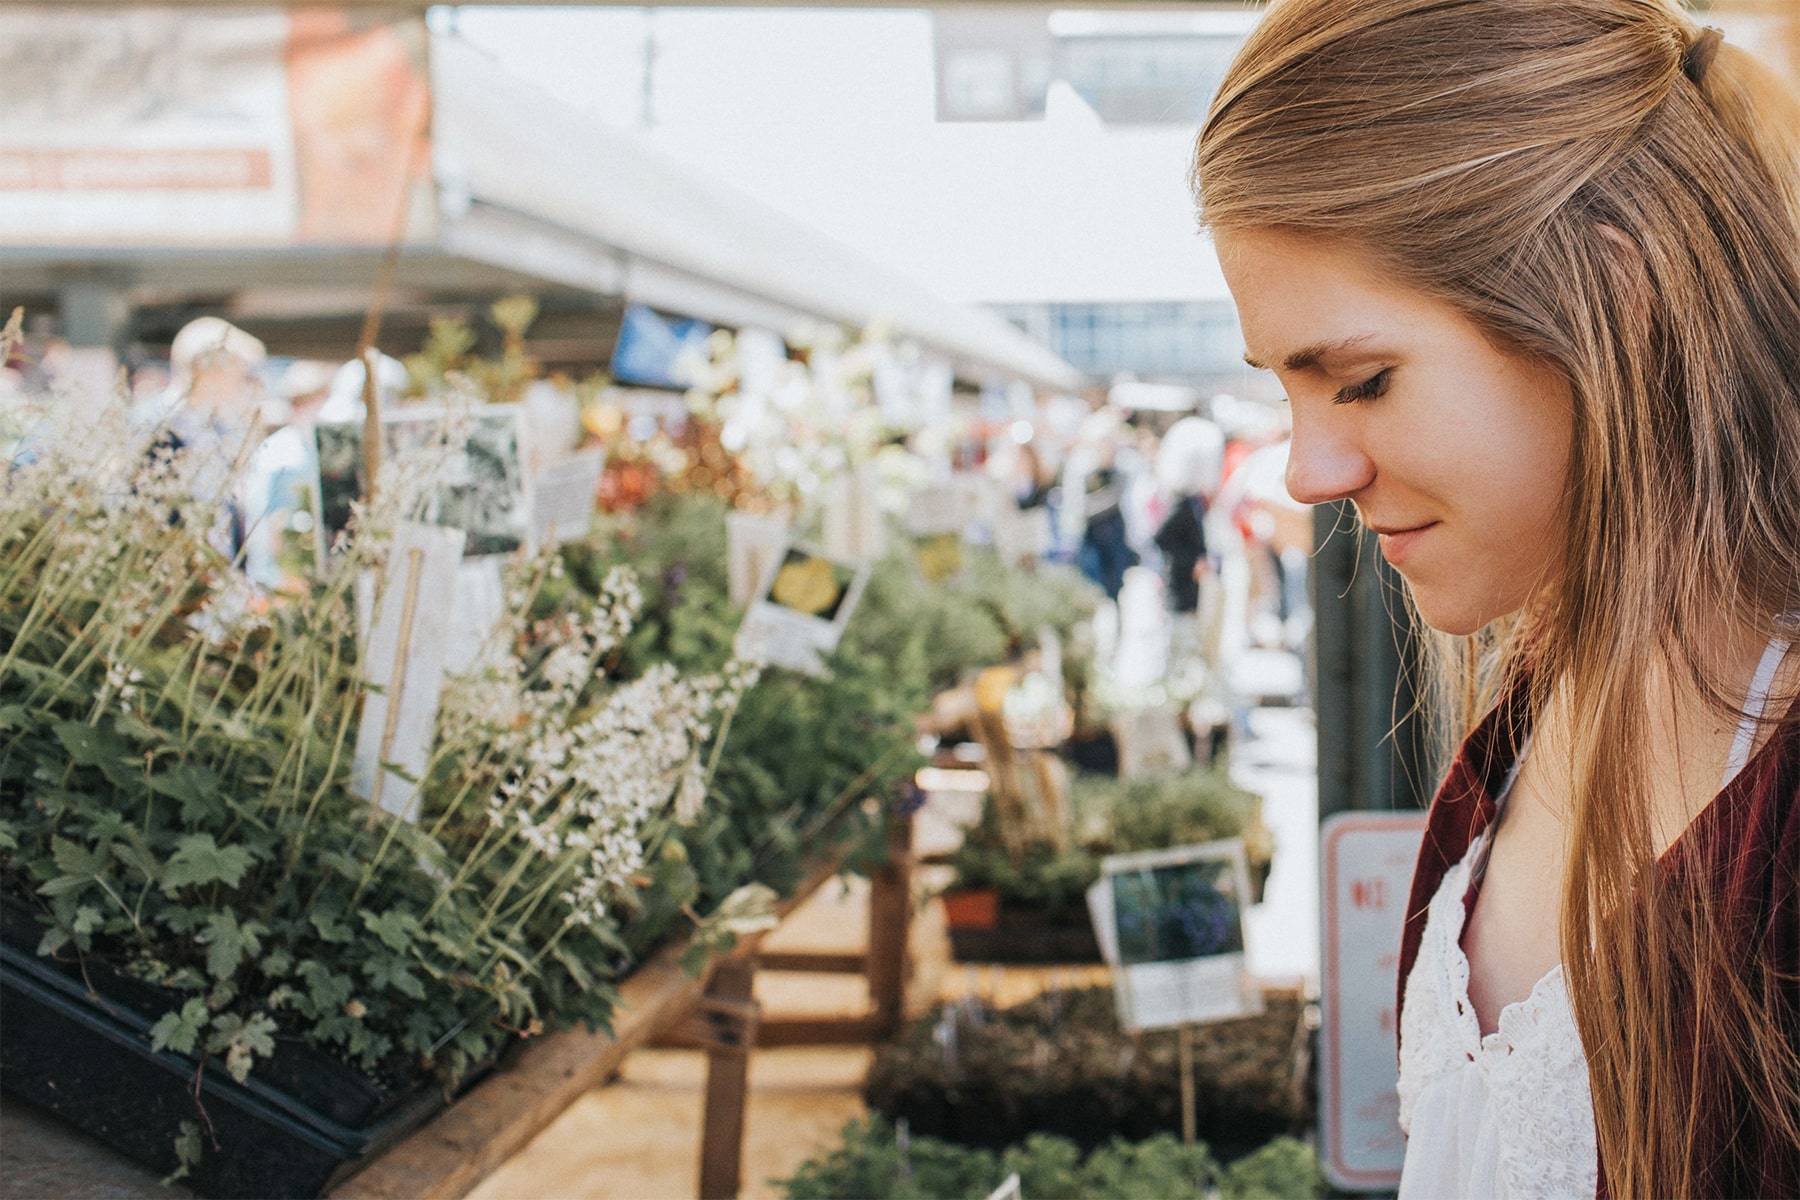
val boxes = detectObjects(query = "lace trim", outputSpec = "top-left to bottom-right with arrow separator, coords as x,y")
1398,838 -> 1597,1198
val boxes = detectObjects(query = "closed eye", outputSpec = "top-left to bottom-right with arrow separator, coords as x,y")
1333,368 -> 1392,405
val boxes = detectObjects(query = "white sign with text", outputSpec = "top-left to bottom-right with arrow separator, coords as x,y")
1318,810 -> 1428,1192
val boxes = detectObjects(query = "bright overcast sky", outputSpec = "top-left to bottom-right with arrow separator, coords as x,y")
443,7 -> 1231,306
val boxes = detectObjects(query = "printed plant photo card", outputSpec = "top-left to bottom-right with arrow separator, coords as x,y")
313,404 -> 534,566
1087,837 -> 1264,1032
732,544 -> 870,677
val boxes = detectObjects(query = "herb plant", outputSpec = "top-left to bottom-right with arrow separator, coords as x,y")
0,377 -> 747,1108
776,1115 -> 1324,1200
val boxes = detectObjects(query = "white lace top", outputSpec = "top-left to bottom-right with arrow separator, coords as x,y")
1395,628 -> 1793,1200
1395,835 -> 1596,1200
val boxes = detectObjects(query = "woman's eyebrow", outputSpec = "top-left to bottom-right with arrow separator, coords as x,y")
1243,333 -> 1379,373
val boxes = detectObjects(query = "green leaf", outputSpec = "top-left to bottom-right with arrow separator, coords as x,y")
0,818 -> 15,852
165,1118 -> 203,1185
110,841 -> 162,886
52,720 -> 123,768
198,911 -> 264,980
360,908 -> 419,953
206,1013 -> 278,1084
319,851 -> 363,882
113,710 -> 169,748
309,910 -> 353,944
297,959 -> 354,1015
51,836 -> 109,878
0,703 -> 29,730
162,834 -> 255,893
148,763 -> 225,824
365,956 -> 426,1001
550,943 -> 598,992
149,997 -> 209,1056
158,906 -> 208,935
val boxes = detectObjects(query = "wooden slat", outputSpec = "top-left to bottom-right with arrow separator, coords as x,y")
333,856 -> 848,1200
331,943 -> 710,1200
864,813 -> 913,1038
753,1013 -> 890,1047
755,950 -> 867,974
697,958 -> 759,1200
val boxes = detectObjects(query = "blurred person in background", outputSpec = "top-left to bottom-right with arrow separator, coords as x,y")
133,316 -> 272,567
1062,407 -> 1139,601
240,360 -> 336,590
1152,415 -> 1224,616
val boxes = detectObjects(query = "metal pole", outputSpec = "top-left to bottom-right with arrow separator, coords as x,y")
1311,501 -> 1434,818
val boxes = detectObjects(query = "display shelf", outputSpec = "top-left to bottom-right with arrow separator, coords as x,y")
335,815 -> 914,1200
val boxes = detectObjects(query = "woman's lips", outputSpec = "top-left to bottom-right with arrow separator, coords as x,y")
1373,522 -> 1437,566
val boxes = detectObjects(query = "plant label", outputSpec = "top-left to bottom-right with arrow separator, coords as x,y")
1089,838 -> 1263,1032
314,403 -> 533,569
1318,811 -> 1426,1192
733,544 -> 869,677
530,448 -> 604,546
444,555 -> 507,677
725,509 -> 791,610
821,463 -> 885,562
1112,706 -> 1192,781
352,522 -> 465,821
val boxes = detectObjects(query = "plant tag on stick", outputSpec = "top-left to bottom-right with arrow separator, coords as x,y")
733,544 -> 869,677
1088,838 -> 1263,1032
820,463 -> 886,562
353,522 -> 465,821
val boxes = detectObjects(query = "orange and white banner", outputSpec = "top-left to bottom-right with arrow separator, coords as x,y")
0,5 -> 434,247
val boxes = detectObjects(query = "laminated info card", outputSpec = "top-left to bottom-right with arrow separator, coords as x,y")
733,545 -> 869,677
1087,838 -> 1264,1032
530,448 -> 605,547
352,523 -> 466,822
314,404 -> 533,566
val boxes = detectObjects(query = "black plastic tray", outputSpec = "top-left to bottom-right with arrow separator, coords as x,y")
0,940 -> 442,1199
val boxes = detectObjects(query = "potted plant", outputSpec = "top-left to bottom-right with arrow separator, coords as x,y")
0,365 -> 751,1195
941,766 -> 1273,964
776,1114 -> 1324,1200
863,987 -> 1314,1160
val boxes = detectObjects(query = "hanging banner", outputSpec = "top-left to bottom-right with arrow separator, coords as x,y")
0,5 -> 434,246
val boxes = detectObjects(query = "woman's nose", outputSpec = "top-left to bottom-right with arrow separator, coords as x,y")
1285,424 -> 1374,506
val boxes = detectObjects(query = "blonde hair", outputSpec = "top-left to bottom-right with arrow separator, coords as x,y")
1194,0 -> 1800,1193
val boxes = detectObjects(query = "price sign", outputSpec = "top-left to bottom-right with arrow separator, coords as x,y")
1319,810 -> 1427,1191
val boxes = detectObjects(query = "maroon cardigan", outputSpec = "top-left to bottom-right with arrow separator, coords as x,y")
1395,686 -> 1800,1198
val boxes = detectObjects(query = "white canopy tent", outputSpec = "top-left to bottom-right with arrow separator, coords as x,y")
0,9 -> 1082,393
429,34 -> 1082,389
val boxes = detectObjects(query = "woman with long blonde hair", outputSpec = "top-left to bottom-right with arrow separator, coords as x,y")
1193,1 -> 1800,1195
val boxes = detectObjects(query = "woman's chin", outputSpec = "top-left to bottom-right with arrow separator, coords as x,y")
1408,588 -> 1508,637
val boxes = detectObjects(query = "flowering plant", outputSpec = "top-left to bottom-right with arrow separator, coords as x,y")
0,319 -> 751,1132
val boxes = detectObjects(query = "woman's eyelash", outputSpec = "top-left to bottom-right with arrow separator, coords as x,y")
1333,368 -> 1392,405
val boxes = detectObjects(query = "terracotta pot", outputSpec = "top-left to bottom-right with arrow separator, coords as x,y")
941,887 -> 1001,930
